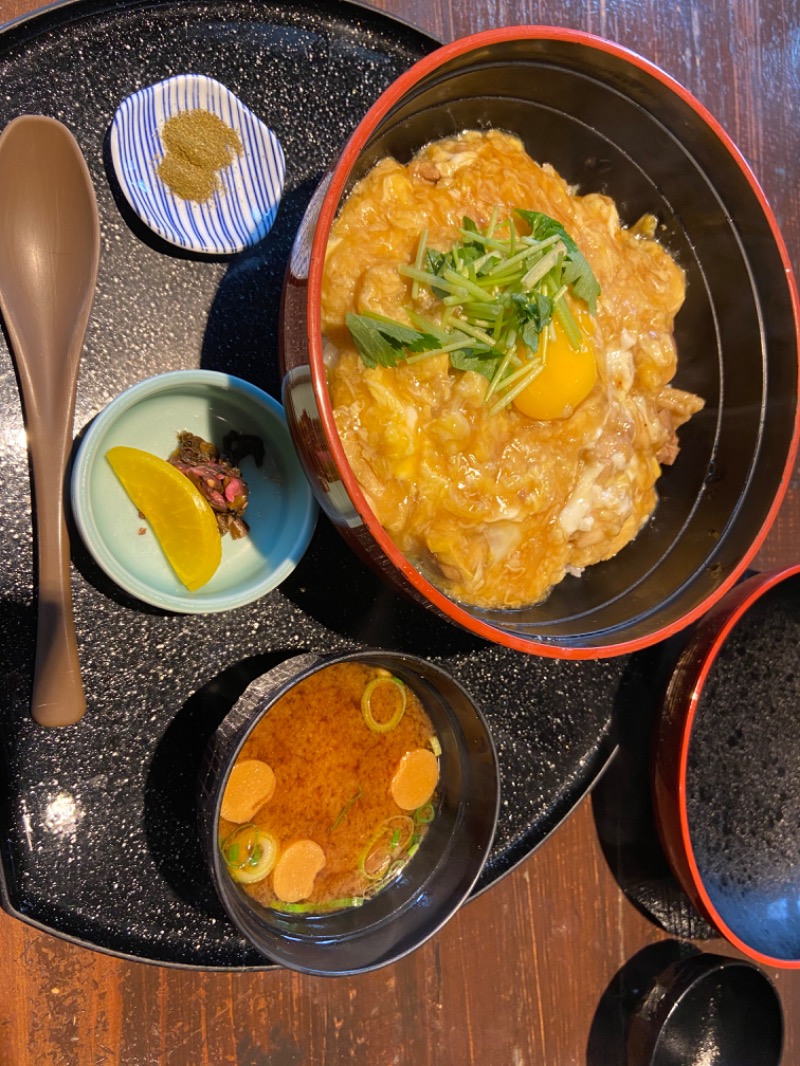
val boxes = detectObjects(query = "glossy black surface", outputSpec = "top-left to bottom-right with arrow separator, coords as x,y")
0,0 -> 624,969
686,573 -> 800,960
627,952 -> 783,1066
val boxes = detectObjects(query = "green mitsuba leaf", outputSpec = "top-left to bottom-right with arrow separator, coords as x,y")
343,206 -> 602,405
515,208 -> 600,314
345,312 -> 439,368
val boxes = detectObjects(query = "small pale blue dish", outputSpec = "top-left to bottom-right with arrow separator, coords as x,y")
109,74 -> 285,255
71,370 -> 317,613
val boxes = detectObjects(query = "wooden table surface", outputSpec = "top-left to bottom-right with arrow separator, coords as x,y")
0,0 -> 798,1062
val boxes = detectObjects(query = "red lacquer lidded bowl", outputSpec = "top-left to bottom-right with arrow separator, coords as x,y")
654,564 -> 800,968
280,26 -> 800,658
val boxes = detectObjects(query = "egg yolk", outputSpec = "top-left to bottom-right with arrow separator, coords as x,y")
512,310 -> 597,421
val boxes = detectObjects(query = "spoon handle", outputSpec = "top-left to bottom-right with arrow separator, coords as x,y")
27,421 -> 85,727
9,292 -> 90,726
12,325 -> 87,726
9,326 -> 89,727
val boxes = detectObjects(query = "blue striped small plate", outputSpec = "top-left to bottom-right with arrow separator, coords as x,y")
110,74 -> 285,255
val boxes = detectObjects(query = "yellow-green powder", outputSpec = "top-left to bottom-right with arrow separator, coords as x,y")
157,109 -> 243,203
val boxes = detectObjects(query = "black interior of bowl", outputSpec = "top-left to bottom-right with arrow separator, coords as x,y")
685,574 -> 800,960
339,38 -> 798,649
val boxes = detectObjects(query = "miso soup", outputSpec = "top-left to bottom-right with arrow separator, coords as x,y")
219,661 -> 440,912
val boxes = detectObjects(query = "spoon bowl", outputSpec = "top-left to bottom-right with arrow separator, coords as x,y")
0,115 -> 100,726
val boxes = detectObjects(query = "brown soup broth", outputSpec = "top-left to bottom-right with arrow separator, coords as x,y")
219,662 -> 439,910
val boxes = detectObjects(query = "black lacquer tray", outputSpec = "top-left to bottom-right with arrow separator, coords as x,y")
0,0 -> 630,969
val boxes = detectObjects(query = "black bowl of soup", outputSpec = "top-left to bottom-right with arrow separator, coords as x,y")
280,26 -> 799,658
200,650 -> 499,975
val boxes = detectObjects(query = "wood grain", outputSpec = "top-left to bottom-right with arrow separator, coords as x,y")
0,0 -> 798,1063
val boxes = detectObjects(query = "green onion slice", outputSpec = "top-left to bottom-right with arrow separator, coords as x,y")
331,784 -> 363,831
361,676 -> 407,733
271,896 -> 365,914
221,824 -> 278,885
358,815 -> 415,881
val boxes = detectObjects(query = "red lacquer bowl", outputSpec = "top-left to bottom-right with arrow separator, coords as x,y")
279,26 -> 800,659
653,564 -> 800,968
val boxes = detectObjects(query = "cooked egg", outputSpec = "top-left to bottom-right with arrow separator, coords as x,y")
322,129 -> 704,609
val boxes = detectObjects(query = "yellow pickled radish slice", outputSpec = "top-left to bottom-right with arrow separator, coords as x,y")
106,445 -> 222,590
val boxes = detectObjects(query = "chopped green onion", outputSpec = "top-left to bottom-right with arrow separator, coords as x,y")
554,295 -> 582,350
398,263 -> 465,298
411,227 -> 428,300
221,824 -> 278,885
447,319 -> 498,349
441,266 -> 497,304
485,204 -> 500,237
359,844 -> 390,882
520,246 -> 564,290
489,339 -> 548,414
331,785 -> 363,831
361,676 -> 407,733
358,815 -> 415,881
272,896 -> 365,914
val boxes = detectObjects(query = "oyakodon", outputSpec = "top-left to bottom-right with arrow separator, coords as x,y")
321,129 -> 703,609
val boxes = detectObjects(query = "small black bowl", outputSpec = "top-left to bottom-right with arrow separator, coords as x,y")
198,649 -> 500,976
627,952 -> 783,1066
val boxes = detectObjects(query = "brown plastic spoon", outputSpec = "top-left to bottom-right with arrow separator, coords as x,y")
0,116 -> 100,726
